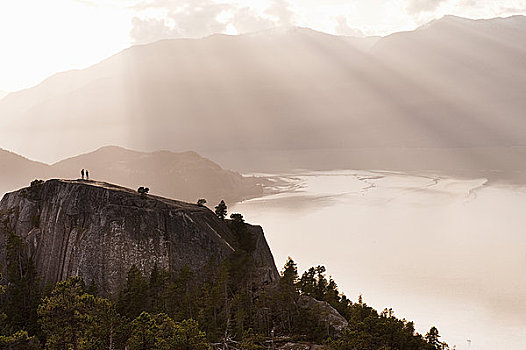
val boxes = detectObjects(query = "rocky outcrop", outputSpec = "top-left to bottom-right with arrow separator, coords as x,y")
298,295 -> 349,335
248,225 -> 280,285
0,179 -> 278,295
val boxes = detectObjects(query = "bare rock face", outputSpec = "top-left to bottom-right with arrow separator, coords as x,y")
298,295 -> 349,336
0,179 -> 278,295
244,224 -> 280,285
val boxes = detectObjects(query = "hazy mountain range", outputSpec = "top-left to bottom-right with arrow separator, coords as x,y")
0,91 -> 7,100
0,146 -> 264,204
1,15 -> 526,180
0,148 -> 49,195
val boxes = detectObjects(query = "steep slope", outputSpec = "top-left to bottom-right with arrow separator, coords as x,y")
0,179 -> 278,295
51,146 -> 264,205
1,18 -> 525,177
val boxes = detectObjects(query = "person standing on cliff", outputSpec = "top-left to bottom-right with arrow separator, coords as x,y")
86,170 -> 89,180
81,169 -> 85,180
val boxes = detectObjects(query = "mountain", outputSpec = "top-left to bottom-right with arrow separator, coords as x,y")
0,179 -> 278,295
0,146 -> 264,204
1,16 -> 526,179
0,91 -> 7,100
371,15 -> 526,148
51,146 -> 264,205
0,26 -> 379,163
0,148 -> 51,196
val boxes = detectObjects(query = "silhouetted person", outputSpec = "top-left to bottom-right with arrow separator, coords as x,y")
86,170 -> 89,180
81,169 -> 85,180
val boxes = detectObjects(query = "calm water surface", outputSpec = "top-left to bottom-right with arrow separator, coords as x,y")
231,170 -> 526,350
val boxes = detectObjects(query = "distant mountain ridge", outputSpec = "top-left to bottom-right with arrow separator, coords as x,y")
1,15 -> 526,178
0,148 -> 51,195
0,146 -> 264,204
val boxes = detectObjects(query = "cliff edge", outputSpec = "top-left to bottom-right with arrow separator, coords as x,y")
0,179 -> 278,295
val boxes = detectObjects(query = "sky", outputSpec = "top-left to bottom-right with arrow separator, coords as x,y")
0,0 -> 525,92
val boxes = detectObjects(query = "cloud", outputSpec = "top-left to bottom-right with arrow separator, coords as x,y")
231,7 -> 276,34
130,0 -> 294,44
406,0 -> 447,14
165,0 -> 231,38
129,0 -> 526,43
130,17 -> 178,44
334,16 -> 365,37
265,0 -> 294,26
407,0 -> 526,18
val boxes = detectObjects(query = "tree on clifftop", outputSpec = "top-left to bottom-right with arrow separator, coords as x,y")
138,187 -> 150,199
229,213 -> 244,223
426,326 -> 445,349
215,200 -> 227,220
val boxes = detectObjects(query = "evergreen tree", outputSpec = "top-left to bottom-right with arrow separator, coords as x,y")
298,267 -> 317,297
148,263 -> 170,314
128,312 -> 207,350
38,276 -> 123,350
0,330 -> 41,350
172,319 -> 208,350
239,328 -> 264,350
426,326 -> 442,349
272,257 -> 301,336
280,257 -> 298,290
137,187 -> 150,199
3,231 -> 41,336
166,265 -> 197,321
229,213 -> 244,223
314,265 -> 328,300
117,265 -> 149,319
0,238 -> 446,350
227,215 -> 255,253
214,200 -> 227,220
127,312 -> 158,350
197,264 -> 230,341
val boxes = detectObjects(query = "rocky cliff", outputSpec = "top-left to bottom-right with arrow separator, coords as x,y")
0,179 -> 279,295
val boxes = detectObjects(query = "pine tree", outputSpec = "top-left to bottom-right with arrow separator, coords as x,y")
166,265 -> 197,321
148,263 -> 170,314
426,326 -> 442,349
117,265 -> 149,319
214,200 -> 227,220
38,276 -> 122,350
128,312 -> 207,350
3,231 -> 41,336
280,257 -> 298,288
127,312 -> 158,350
0,330 -> 41,350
